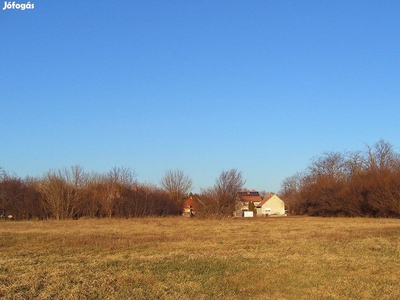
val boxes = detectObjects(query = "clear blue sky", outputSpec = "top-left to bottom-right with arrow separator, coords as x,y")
1,1 -> 399,193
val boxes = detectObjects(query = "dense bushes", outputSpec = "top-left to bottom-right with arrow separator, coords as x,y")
0,166 -> 181,220
280,140 -> 400,217
0,166 -> 246,220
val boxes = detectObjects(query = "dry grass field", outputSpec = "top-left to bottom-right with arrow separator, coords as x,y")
1,216 -> 399,300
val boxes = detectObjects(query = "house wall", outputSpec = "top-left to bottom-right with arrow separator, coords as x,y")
257,195 -> 285,216
235,201 -> 261,217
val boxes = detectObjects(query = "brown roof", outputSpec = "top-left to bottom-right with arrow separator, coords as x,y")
237,191 -> 262,202
256,193 -> 273,208
182,197 -> 198,210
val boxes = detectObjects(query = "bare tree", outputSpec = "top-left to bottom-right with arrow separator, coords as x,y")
39,171 -> 70,220
198,169 -> 246,218
160,169 -> 193,207
214,169 -> 246,200
279,172 -> 308,214
107,166 -> 137,188
99,167 -> 137,218
343,151 -> 364,180
365,139 -> 400,172
39,166 -> 89,220
309,151 -> 346,181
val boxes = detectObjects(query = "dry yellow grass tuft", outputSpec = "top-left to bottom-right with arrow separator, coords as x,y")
1,217 -> 399,299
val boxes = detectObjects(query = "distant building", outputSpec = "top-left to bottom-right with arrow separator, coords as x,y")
236,191 -> 262,216
256,193 -> 286,216
182,196 -> 198,217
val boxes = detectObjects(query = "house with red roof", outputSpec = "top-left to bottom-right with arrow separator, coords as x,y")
236,191 -> 262,215
182,196 -> 198,217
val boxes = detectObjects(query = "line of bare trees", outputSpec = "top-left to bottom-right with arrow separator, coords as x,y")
0,166 -> 184,220
0,165 -> 247,220
4,139 -> 399,220
280,140 -> 400,217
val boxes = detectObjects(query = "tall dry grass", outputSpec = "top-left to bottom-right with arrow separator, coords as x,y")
1,217 -> 399,299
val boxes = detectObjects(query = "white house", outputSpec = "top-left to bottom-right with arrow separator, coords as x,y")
256,194 -> 286,216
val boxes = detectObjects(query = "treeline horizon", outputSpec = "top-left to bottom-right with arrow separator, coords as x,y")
0,164 -> 247,220
2,139 -> 400,220
280,139 -> 400,218
0,166 -> 183,220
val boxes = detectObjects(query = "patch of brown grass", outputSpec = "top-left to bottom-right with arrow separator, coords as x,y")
1,217 -> 399,299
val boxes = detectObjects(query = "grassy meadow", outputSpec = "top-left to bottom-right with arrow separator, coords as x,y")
1,216 -> 399,299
